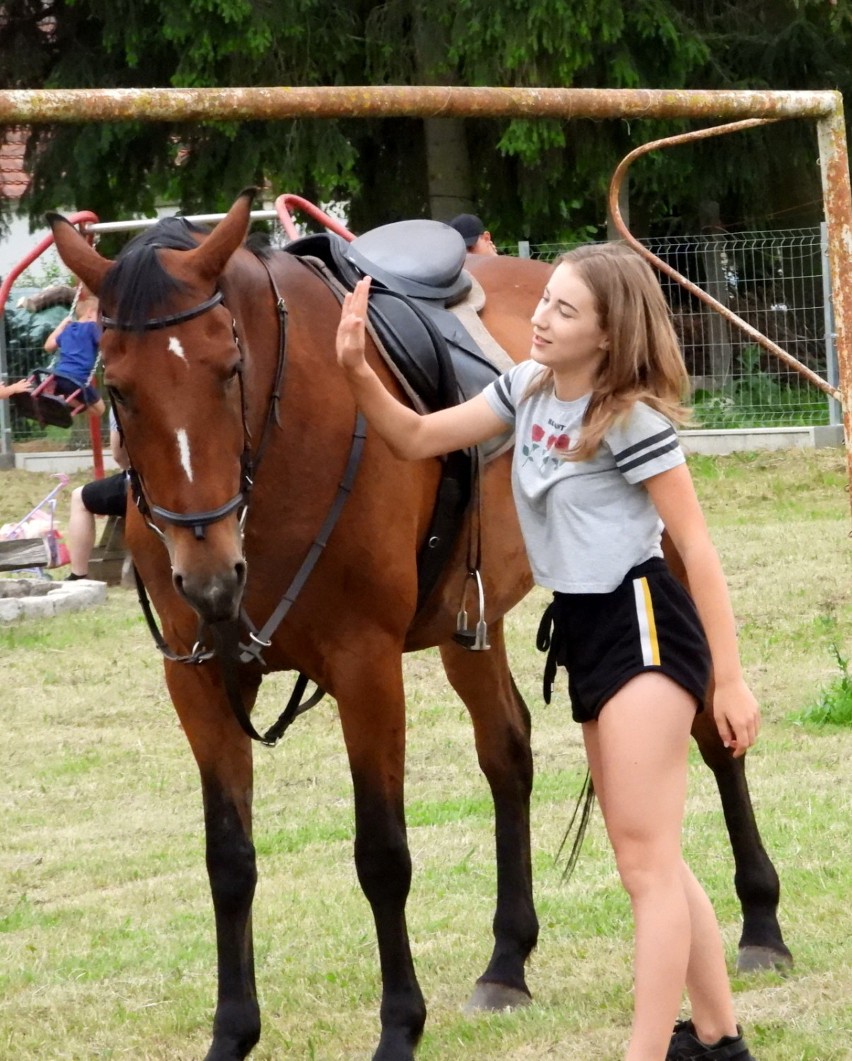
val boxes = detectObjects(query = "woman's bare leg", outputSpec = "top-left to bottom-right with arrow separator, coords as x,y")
583,672 -> 738,1060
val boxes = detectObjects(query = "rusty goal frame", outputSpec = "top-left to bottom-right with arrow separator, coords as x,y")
1,86 -> 850,511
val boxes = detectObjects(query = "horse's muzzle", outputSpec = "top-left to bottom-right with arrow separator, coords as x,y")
172,560 -> 247,623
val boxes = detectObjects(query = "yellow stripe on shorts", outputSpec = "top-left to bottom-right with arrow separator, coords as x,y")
633,576 -> 661,666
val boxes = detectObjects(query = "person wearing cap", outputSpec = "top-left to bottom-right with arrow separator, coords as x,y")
448,213 -> 498,256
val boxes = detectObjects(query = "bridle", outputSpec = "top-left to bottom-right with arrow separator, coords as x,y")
103,289 -> 256,543
100,258 -> 366,746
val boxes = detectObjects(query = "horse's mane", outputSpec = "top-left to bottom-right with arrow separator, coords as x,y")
99,217 -> 209,331
245,230 -> 274,258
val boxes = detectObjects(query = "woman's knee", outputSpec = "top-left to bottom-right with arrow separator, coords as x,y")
611,833 -> 683,899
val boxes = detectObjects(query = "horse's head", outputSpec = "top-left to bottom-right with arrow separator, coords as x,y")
48,190 -> 259,623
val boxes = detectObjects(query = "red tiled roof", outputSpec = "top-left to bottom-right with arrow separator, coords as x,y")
1,127 -> 30,199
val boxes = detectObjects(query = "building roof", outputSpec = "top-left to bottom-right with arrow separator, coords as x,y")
1,127 -> 30,200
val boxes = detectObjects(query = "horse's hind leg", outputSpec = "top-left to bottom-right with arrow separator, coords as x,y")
165,662 -> 262,1061
691,708 -> 793,972
439,618 -> 539,1010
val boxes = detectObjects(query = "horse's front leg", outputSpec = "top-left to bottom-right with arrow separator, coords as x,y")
439,618 -> 539,1010
335,654 -> 426,1061
165,661 -> 262,1061
691,708 -> 793,972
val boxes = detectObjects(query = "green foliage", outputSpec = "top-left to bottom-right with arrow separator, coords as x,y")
1,0 -> 851,239
792,644 -> 852,727
692,346 -> 830,429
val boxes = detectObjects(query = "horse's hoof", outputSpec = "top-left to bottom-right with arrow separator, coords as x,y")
464,981 -> 533,1013
736,944 -> 794,974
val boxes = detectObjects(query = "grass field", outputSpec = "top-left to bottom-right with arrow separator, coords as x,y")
0,449 -> 850,1060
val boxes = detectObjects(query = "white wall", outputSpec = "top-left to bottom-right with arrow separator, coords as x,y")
0,215 -> 60,286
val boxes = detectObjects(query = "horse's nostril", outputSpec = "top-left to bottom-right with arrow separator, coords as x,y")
173,572 -> 184,592
235,561 -> 247,587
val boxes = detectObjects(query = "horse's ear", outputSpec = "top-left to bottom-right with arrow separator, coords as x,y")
187,188 -> 257,282
47,213 -> 112,295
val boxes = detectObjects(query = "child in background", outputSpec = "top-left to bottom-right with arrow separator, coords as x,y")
43,295 -> 105,416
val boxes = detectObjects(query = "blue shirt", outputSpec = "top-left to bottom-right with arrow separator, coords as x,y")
55,320 -> 101,385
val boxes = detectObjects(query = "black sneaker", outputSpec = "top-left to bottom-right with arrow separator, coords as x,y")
667,1019 -> 756,1059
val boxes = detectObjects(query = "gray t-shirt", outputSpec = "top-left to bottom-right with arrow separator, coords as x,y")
482,360 -> 685,593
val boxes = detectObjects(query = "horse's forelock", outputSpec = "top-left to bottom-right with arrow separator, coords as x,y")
100,217 -> 209,332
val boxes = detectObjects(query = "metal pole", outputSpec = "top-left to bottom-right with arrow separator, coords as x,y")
816,107 -> 852,522
820,221 -> 841,428
0,319 -> 14,470
0,86 -> 838,124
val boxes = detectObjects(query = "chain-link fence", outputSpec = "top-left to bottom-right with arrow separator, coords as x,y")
2,224 -> 837,450
518,226 -> 837,430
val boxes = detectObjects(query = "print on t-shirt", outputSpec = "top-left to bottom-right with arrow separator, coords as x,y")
521,418 -> 571,471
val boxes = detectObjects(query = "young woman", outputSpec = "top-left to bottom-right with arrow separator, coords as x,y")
335,243 -> 759,1061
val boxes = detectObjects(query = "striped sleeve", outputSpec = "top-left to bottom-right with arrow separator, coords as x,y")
608,402 -> 684,483
482,369 -> 517,424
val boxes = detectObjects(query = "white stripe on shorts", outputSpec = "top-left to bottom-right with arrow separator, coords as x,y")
632,576 -> 661,667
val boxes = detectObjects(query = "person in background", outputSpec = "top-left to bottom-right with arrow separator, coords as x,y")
448,213 -> 499,256
335,245 -> 760,1061
43,294 -> 106,416
65,411 -> 128,581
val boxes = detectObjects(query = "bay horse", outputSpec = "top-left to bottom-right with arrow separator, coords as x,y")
48,190 -> 790,1061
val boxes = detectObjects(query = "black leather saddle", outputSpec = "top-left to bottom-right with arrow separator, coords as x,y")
284,220 -> 503,614
285,220 -> 502,411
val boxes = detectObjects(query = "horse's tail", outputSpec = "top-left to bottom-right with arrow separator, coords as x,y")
555,769 -> 596,882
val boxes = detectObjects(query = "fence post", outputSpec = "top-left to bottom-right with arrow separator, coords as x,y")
820,222 -> 842,427
699,203 -> 733,388
0,322 -> 14,469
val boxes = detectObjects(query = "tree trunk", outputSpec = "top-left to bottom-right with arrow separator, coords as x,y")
412,7 -> 475,221
422,118 -> 474,221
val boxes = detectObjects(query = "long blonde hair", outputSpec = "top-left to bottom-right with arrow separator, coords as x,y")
526,243 -> 690,461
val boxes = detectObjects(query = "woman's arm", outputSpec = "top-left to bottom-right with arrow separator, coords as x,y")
644,462 -> 761,757
337,276 -> 510,460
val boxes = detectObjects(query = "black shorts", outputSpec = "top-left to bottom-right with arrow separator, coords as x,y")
81,472 -> 128,517
537,558 -> 711,724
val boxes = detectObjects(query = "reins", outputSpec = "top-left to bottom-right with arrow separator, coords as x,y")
108,254 -> 366,746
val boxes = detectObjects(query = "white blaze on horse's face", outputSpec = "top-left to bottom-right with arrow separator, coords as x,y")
176,428 -> 194,483
168,336 -> 188,362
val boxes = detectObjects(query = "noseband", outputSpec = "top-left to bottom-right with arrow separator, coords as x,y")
104,290 -> 255,542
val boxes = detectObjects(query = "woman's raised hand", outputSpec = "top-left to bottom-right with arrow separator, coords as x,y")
336,276 -> 372,373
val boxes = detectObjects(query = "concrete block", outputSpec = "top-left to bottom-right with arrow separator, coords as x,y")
0,599 -> 22,620
681,425 -> 845,456
19,596 -> 57,618
0,576 -> 108,621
